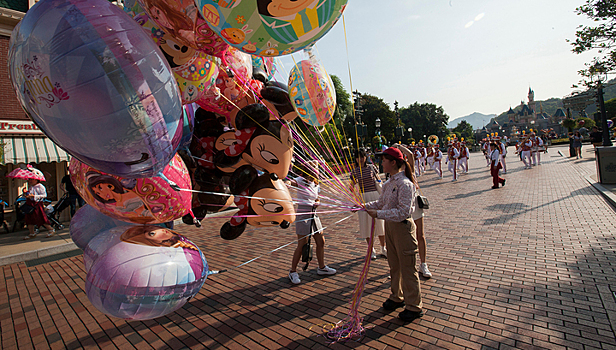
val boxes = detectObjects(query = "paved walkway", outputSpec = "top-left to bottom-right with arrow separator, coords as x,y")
1,144 -> 615,349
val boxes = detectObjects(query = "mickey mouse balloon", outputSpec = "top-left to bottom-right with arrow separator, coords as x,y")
8,0 -> 183,178
195,0 -> 348,56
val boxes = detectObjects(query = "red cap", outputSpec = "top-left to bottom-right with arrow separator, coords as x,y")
381,147 -> 405,162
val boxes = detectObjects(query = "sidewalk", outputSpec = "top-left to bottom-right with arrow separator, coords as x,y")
1,144 -> 616,349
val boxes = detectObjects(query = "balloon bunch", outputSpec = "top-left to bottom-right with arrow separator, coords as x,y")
8,0 -> 348,321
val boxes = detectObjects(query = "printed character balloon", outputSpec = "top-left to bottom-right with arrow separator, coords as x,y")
124,3 -> 219,105
288,59 -> 336,126
220,165 -> 296,240
138,0 -> 229,56
8,0 -> 184,178
85,225 -> 207,320
216,104 -> 294,180
195,47 -> 258,121
252,56 -> 277,83
70,154 -> 193,225
70,205 -> 129,250
196,0 -> 347,56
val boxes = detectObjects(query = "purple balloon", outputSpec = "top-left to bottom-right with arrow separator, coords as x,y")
85,225 -> 207,320
8,0 -> 183,178
70,205 -> 128,251
608,120 -> 614,129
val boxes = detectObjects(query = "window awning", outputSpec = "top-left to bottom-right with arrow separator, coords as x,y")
1,136 -> 71,165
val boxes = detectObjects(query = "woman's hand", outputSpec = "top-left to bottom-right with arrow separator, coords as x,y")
366,209 -> 378,218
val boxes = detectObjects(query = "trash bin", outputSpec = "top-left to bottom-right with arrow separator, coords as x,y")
595,146 -> 616,184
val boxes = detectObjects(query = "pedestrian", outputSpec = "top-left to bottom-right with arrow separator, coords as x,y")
590,126 -> 602,148
349,149 -> 386,260
489,142 -> 506,189
571,131 -> 583,158
61,171 -> 84,217
433,145 -> 443,179
286,160 -> 336,285
23,178 -> 56,240
520,136 -> 532,169
365,147 -> 423,322
392,144 -> 432,278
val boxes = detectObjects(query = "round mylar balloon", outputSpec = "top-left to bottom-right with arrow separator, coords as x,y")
85,225 -> 207,320
70,205 -> 128,251
288,59 -> 336,126
138,0 -> 228,56
124,3 -> 219,104
196,0 -> 347,56
8,0 -> 183,178
70,154 -> 192,224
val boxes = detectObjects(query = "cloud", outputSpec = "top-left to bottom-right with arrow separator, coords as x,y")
474,13 -> 485,21
408,15 -> 420,20
465,21 -> 474,28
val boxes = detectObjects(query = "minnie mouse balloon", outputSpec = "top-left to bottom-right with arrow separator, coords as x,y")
195,0 -> 347,56
85,225 -> 207,320
70,154 -> 193,225
8,0 -> 183,178
288,59 -> 336,126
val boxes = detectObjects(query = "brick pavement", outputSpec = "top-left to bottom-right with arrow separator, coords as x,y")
1,144 -> 615,349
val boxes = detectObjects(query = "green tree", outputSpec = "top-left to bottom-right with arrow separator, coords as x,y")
576,116 -> 596,129
562,118 -> 577,132
569,0 -> 616,81
452,120 -> 474,142
605,97 -> 616,120
398,102 -> 449,146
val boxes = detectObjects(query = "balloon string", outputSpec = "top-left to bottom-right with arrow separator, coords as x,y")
204,214 -> 354,276
325,218 -> 374,342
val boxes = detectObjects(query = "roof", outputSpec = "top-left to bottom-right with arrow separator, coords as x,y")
0,0 -> 28,12
507,107 -> 515,115
554,108 -> 566,117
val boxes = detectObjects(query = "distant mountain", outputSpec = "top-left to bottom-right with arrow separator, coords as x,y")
448,112 -> 497,130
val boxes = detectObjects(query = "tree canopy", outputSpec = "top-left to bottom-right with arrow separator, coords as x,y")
569,0 -> 616,82
398,102 -> 450,144
452,120 -> 475,142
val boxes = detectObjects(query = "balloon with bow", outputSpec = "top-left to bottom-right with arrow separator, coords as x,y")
9,0 -> 183,178
195,0 -> 348,56
70,154 -> 194,225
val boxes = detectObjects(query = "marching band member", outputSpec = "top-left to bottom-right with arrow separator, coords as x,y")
482,140 -> 490,167
446,141 -> 460,181
414,146 -> 423,176
499,137 -> 508,174
489,142 -> 506,189
529,132 -> 544,166
458,142 -> 469,174
426,145 -> 435,171
433,145 -> 443,179
521,136 -> 532,169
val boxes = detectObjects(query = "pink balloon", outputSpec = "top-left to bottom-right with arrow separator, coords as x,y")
70,154 -> 193,224
137,0 -> 228,56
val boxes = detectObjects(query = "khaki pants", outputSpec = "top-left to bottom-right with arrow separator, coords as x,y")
385,220 -> 422,312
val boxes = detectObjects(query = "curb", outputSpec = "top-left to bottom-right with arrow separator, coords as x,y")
0,241 -> 78,267
584,175 -> 616,210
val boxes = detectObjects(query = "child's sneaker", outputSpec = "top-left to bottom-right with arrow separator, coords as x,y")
317,266 -> 336,275
289,271 -> 301,284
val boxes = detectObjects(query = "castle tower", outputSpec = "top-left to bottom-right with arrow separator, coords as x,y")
528,87 -> 536,119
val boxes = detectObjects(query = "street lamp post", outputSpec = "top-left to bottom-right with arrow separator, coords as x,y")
353,90 -> 365,147
375,117 -> 381,151
590,68 -> 613,147
394,101 -> 404,143
408,127 -> 412,143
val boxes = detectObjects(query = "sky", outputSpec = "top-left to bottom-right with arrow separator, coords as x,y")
274,0 -> 598,121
